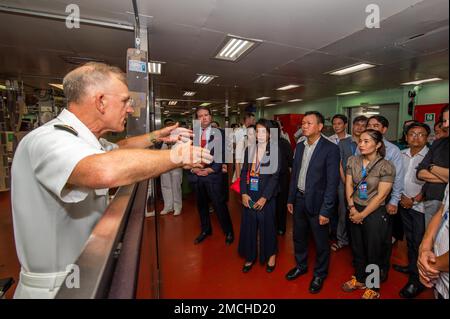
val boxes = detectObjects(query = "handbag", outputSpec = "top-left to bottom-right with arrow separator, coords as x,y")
230,177 -> 241,194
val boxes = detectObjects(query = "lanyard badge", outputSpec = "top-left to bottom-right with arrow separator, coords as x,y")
358,165 -> 368,200
249,148 -> 261,191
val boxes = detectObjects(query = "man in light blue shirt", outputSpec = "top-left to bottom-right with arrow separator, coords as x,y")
367,115 -> 405,282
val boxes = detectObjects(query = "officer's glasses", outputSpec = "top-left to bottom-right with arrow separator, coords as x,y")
104,94 -> 134,108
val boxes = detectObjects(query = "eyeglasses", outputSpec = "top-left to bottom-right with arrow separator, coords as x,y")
407,132 -> 427,138
104,93 -> 134,108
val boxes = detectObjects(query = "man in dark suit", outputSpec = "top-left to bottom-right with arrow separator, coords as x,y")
189,107 -> 234,245
285,111 -> 340,294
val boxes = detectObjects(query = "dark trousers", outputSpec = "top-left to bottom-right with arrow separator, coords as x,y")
293,191 -> 330,278
399,207 -> 425,284
194,180 -> 233,236
275,173 -> 289,233
381,213 -> 394,274
239,196 -> 278,263
350,204 -> 389,283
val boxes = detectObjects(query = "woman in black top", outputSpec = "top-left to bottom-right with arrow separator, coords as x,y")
239,119 -> 280,273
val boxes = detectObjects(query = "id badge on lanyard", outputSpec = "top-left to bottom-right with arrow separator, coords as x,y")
358,165 -> 368,200
249,151 -> 261,192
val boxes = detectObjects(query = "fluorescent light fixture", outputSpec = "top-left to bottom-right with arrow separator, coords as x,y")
214,35 -> 260,62
238,102 -> 248,105
256,96 -> 270,101
168,101 -> 177,106
148,61 -> 163,74
365,111 -> 380,115
336,91 -> 361,96
266,103 -> 276,106
183,91 -> 196,96
194,74 -> 217,84
199,102 -> 211,107
401,78 -> 442,85
0,84 -> 6,90
328,63 -> 376,76
288,99 -> 303,103
277,84 -> 300,91
49,83 -> 64,90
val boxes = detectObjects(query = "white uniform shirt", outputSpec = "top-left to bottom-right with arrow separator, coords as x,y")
234,126 -> 247,163
328,133 -> 351,145
11,109 -> 116,274
401,146 -> 428,213
434,184 -> 449,299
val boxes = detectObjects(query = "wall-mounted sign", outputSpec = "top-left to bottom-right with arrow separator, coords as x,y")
425,113 -> 435,122
128,60 -> 147,73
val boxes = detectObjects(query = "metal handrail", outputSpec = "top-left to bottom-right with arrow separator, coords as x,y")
55,182 -> 143,299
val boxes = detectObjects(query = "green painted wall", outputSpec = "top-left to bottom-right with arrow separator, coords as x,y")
263,80 -> 449,138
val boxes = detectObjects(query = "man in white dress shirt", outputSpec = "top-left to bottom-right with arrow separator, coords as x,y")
11,62 -> 211,298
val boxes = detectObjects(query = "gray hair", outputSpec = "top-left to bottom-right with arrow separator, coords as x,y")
63,62 -> 127,104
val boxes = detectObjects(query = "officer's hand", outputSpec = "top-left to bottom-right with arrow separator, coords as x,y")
319,215 -> 329,225
287,204 -> 294,215
171,140 -> 213,169
158,122 -> 193,143
400,195 -> 413,209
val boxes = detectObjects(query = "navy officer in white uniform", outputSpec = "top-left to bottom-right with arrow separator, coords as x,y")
11,62 -> 211,298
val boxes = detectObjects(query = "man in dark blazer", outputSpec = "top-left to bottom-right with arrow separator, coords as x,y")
285,111 -> 340,294
188,107 -> 234,245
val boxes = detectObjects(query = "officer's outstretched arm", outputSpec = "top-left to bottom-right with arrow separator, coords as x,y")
68,142 -> 211,189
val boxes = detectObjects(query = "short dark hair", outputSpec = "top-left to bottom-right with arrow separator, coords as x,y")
332,114 -> 348,125
211,120 -> 220,127
442,103 -> 449,114
406,122 -> 431,135
353,115 -> 368,125
164,118 -> 174,125
434,121 -> 443,129
304,111 -> 325,125
368,115 -> 389,128
195,106 -> 211,118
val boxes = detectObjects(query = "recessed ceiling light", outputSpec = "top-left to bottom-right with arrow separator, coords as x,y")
277,84 -> 301,91
49,83 -> 64,90
168,101 -> 177,106
336,91 -> 361,96
214,35 -> 261,62
256,96 -> 270,101
401,78 -> 442,85
199,102 -> 211,107
148,61 -> 164,75
327,63 -> 376,76
183,91 -> 196,96
194,74 -> 217,84
288,99 -> 303,102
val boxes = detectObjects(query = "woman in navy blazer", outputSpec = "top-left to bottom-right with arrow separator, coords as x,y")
239,119 -> 281,273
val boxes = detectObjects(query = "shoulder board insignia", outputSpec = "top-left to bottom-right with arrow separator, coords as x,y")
54,124 -> 78,136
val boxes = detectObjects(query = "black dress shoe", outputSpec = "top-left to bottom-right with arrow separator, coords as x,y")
266,262 -> 276,273
242,262 -> 254,273
399,282 -> 425,299
194,232 -> 211,244
309,276 -> 325,294
285,267 -> 308,281
392,264 -> 409,274
225,233 -> 234,245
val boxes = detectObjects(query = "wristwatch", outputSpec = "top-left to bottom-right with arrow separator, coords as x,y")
149,132 -> 158,144
428,163 -> 435,172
